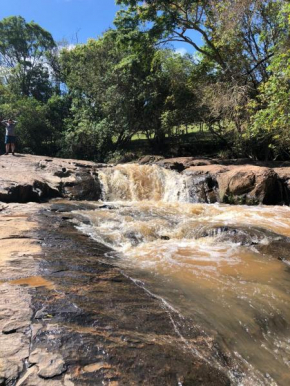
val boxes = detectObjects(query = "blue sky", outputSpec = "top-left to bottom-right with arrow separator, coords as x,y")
0,0 -> 195,54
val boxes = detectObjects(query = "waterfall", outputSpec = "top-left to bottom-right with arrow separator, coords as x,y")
98,164 -> 215,203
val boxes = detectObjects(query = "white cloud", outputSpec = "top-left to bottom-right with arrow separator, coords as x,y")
66,43 -> 77,51
175,47 -> 188,56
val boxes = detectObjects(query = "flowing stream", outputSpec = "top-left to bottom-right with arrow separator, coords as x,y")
73,165 -> 290,385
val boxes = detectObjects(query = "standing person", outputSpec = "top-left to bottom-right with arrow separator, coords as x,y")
1,118 -> 17,155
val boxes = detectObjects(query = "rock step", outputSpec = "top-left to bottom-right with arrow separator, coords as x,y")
1,154 -> 290,205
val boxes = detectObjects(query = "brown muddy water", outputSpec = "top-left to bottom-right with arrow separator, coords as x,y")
72,165 -> 290,385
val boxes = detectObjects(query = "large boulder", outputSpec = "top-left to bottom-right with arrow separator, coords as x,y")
0,154 -> 104,203
182,165 -> 228,203
217,166 -> 282,205
274,167 -> 290,205
181,164 -> 284,205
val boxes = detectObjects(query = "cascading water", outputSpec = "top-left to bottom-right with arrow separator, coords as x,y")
73,164 -> 290,385
98,164 -> 193,202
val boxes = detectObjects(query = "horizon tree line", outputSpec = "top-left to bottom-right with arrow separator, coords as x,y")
0,0 -> 289,161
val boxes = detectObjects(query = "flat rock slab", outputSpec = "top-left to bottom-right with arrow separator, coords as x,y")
0,205 -> 42,386
0,202 -> 233,386
0,154 -> 104,202
26,204 -> 235,386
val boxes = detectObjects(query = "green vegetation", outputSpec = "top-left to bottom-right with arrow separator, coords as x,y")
0,3 -> 290,161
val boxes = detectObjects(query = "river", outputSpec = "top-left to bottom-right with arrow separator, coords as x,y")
73,164 -> 290,385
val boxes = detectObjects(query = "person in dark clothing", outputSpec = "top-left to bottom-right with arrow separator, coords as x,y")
1,118 -> 17,155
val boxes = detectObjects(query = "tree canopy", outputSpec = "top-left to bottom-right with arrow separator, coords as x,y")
0,4 -> 289,161
0,16 -> 56,101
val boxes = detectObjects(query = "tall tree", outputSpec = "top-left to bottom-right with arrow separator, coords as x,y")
0,16 -> 56,101
115,0 -> 288,86
60,29 -> 175,158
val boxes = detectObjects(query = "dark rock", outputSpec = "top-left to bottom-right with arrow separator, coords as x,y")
98,205 -> 118,210
194,225 -> 284,246
258,238 -> 290,263
274,167 -> 290,205
182,171 -> 220,203
54,169 -> 71,178
62,172 -> 101,201
156,160 -> 185,172
0,181 -> 60,204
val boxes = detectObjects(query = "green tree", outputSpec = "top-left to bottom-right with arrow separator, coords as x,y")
60,30 -> 176,159
0,16 -> 56,101
0,84 -> 70,155
0,93 -> 50,154
116,0 -> 287,86
246,50 -> 290,160
46,94 -> 72,154
242,2 -> 290,160
158,50 -> 198,133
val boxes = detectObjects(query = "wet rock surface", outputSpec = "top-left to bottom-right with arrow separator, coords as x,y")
0,204 -> 41,386
30,204 -> 233,385
194,224 -> 289,247
0,202 -> 233,386
137,156 -> 290,205
1,201 -> 290,384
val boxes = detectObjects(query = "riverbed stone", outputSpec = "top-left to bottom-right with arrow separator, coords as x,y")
182,165 -> 228,203
274,166 -> 290,204
138,155 -> 164,164
180,163 -> 285,204
29,348 -> 66,378
217,165 -> 280,204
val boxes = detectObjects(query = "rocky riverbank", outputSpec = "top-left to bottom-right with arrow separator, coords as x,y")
1,154 -> 290,385
141,156 -> 290,205
0,154 -> 104,203
1,154 -> 290,205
